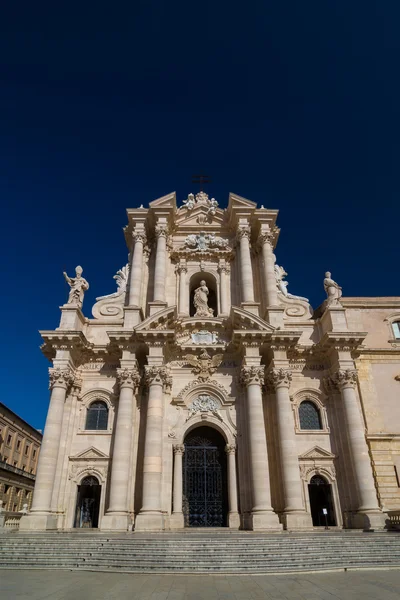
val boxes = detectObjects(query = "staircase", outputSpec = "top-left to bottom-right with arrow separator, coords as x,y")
1,531 -> 400,574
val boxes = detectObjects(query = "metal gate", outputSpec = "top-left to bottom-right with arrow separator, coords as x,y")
183,435 -> 226,527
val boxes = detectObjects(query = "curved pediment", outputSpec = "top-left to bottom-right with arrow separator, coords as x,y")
135,305 -> 177,333
231,306 -> 276,332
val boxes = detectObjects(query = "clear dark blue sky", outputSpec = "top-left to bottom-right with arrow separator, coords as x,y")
1,2 -> 399,429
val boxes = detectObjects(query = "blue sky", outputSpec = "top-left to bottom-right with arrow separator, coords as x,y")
0,1 -> 399,429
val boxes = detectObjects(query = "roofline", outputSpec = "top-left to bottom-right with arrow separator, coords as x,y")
0,402 -> 43,440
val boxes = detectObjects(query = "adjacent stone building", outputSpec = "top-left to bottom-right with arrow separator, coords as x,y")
0,402 -> 42,512
20,192 -> 400,532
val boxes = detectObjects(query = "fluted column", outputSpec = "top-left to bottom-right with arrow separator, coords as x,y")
332,369 -> 385,529
102,367 -> 140,530
20,368 -> 74,530
225,444 -> 240,528
240,366 -> 281,530
237,226 -> 254,303
153,223 -> 168,303
128,229 -> 146,306
267,368 -> 312,529
177,264 -> 188,315
135,366 -> 171,531
259,231 -> 279,307
218,264 -> 230,315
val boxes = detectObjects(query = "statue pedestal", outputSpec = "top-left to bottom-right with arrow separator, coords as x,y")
58,305 -> 86,330
320,305 -> 348,334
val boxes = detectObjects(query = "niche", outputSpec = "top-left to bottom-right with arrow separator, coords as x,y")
189,272 -> 218,317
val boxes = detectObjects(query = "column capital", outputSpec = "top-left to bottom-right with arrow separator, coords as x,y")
225,443 -> 236,455
176,263 -> 188,274
117,367 -> 141,390
240,365 -> 265,387
236,225 -> 251,242
155,223 -> 169,238
173,444 -> 185,455
132,229 -> 147,244
144,365 -> 172,390
266,368 -> 292,389
49,367 -> 74,391
332,369 -> 358,390
218,264 -> 231,275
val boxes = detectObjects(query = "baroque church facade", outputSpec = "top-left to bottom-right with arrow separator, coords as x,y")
21,192 -> 400,532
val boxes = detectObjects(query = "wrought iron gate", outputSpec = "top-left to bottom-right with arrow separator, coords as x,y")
183,435 -> 226,527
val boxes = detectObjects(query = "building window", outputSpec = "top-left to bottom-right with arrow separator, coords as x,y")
299,401 -> 322,430
6,434 -> 12,446
392,322 -> 400,339
85,401 -> 109,431
33,449 -> 37,459
16,440 -> 21,451
24,445 -> 30,456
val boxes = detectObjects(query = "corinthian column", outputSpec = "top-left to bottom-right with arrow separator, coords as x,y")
170,444 -> 185,529
218,264 -> 230,315
128,229 -> 146,306
267,368 -> 312,529
237,226 -> 254,303
332,369 -> 385,529
240,366 -> 281,530
258,231 -> 278,307
225,444 -> 240,528
135,366 -> 171,531
153,223 -> 168,303
102,367 -> 140,531
20,368 -> 74,530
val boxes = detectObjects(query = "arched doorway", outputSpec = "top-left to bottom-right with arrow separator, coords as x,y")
74,476 -> 101,528
183,426 -> 228,527
308,474 -> 336,526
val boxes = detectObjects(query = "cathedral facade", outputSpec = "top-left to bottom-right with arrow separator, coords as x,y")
21,192 -> 400,532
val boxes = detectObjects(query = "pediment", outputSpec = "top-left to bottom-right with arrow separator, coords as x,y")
175,206 -> 225,229
135,305 -> 177,332
148,192 -> 177,210
231,306 -> 276,332
299,446 -> 336,460
228,193 -> 258,210
71,447 -> 109,460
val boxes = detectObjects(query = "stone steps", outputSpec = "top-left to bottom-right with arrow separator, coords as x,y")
1,532 -> 400,574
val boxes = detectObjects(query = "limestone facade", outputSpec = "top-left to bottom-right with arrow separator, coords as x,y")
20,192 -> 400,532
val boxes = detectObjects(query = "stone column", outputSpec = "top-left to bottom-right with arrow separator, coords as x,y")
102,367 -> 140,531
135,366 -> 171,531
237,226 -> 254,303
225,444 -> 240,528
20,368 -> 74,530
170,444 -> 185,528
177,264 -> 188,316
218,264 -> 230,315
153,223 -> 168,303
333,369 -> 385,529
128,229 -> 146,306
267,368 -> 312,529
259,231 -> 279,307
240,366 -> 281,530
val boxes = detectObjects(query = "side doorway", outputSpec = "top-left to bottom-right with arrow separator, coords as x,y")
74,476 -> 101,528
308,475 -> 336,526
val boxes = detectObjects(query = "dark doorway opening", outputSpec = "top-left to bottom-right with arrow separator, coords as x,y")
308,475 -> 336,526
74,476 -> 101,528
183,426 -> 228,527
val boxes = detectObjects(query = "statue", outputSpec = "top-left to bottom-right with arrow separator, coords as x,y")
274,265 -> 309,302
193,280 -> 214,317
324,271 -> 342,306
63,266 -> 89,307
182,193 -> 196,210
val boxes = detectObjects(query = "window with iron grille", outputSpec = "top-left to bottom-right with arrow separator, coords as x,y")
85,401 -> 108,431
299,400 -> 322,430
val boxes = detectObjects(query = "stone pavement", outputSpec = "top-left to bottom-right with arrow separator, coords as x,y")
1,569 -> 400,599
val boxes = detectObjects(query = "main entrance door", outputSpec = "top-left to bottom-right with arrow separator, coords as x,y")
74,476 -> 101,528
183,426 -> 228,527
308,475 -> 336,526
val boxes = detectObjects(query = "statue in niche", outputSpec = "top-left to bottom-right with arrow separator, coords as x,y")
193,280 -> 214,317
324,271 -> 342,306
274,265 -> 308,302
63,266 -> 89,307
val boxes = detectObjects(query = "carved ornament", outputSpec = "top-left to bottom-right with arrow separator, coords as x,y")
188,395 -> 220,417
332,369 -> 358,390
184,350 -> 224,381
266,368 -> 292,389
225,443 -> 236,455
92,263 -> 129,320
116,367 -> 141,390
49,367 -> 74,390
144,366 -> 172,390
240,366 -> 265,387
173,444 -> 185,455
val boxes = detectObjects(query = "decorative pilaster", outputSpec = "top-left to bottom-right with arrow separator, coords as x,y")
266,368 -> 312,529
225,444 -> 240,528
135,365 -> 171,531
153,223 -> 169,303
128,229 -> 146,306
218,264 -> 230,315
20,367 -> 74,530
177,263 -> 188,316
258,231 -> 279,307
102,366 -> 140,531
240,366 -> 281,530
170,444 -> 185,529
237,226 -> 255,303
330,368 -> 385,529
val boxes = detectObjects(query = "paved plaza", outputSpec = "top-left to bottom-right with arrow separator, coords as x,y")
1,569 -> 400,600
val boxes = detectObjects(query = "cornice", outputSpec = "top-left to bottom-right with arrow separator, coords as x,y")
40,330 -> 93,363
317,331 -> 367,352
341,297 -> 400,309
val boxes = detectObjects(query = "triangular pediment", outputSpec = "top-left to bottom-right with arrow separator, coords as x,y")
231,306 -> 276,332
135,305 -> 177,332
175,206 -> 225,229
71,447 -> 108,460
299,446 -> 336,460
148,192 -> 177,210
228,193 -> 258,210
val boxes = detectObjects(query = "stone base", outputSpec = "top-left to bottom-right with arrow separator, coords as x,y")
19,513 -> 58,531
264,307 -> 284,328
135,511 -> 165,531
148,301 -> 168,316
123,307 -> 143,327
169,513 -> 185,530
228,511 -> 240,529
282,510 -> 313,531
352,510 -> 386,531
241,302 -> 260,316
250,510 -> 283,531
101,513 -> 131,532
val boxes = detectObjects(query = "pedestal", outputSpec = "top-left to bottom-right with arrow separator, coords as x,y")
19,513 -> 58,531
249,511 -> 283,532
134,512 -> 165,531
101,513 -> 131,531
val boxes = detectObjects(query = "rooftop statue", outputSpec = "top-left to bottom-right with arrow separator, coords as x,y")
63,266 -> 89,308
324,271 -> 343,306
274,264 -> 309,302
182,191 -> 219,216
194,280 -> 214,317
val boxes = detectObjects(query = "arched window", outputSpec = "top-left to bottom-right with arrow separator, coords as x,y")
85,401 -> 108,431
299,400 -> 322,430
392,321 -> 400,339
